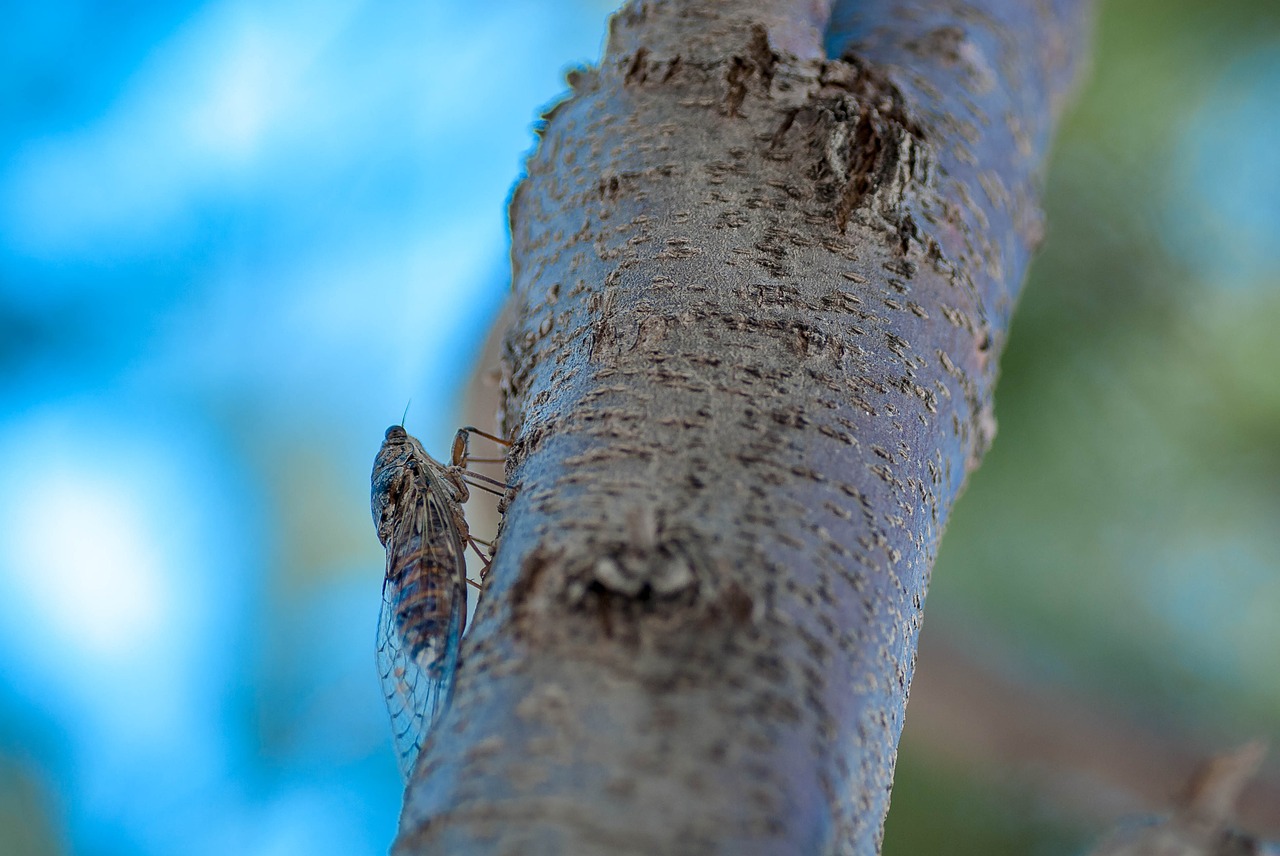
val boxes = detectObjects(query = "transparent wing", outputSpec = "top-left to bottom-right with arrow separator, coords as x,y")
375,571 -> 464,781
373,429 -> 473,777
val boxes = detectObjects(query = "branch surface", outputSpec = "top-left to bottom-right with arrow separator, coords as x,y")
397,0 -> 1089,852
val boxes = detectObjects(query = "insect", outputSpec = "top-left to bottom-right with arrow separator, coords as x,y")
370,423 -> 509,780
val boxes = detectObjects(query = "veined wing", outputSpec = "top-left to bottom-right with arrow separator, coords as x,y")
372,429 -> 469,781
375,564 -> 464,780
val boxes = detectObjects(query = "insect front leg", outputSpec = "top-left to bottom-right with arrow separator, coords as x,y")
451,426 -> 512,497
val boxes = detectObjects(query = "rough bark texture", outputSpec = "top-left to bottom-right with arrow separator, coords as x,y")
396,0 -> 1087,852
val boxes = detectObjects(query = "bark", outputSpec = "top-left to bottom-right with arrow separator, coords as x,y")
396,0 -> 1088,852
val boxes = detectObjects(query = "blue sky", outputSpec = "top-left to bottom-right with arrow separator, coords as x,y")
0,2 -> 607,853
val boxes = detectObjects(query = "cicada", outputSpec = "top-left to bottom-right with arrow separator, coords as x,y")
370,424 -> 508,780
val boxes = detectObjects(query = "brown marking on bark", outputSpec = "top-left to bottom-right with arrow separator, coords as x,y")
722,24 -> 777,118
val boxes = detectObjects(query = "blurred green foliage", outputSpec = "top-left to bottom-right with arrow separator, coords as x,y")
884,745 -> 1077,856
886,0 -> 1280,852
0,760 -> 61,856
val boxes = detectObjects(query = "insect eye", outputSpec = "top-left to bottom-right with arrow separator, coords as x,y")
385,425 -> 407,441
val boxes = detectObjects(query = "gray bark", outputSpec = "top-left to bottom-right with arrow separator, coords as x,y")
395,0 -> 1088,852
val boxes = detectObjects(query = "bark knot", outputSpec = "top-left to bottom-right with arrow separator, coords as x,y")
567,507 -> 706,604
770,56 -> 934,241
510,507 -> 758,647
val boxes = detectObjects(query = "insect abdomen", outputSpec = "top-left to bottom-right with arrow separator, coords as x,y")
389,566 -> 461,670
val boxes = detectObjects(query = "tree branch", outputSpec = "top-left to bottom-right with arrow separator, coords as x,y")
906,623 -> 1280,836
1086,742 -> 1278,856
396,0 -> 1089,852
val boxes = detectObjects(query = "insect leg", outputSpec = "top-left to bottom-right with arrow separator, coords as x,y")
465,536 -> 495,578
463,475 -> 510,496
461,426 -> 512,448
451,426 -> 513,497
451,426 -> 511,471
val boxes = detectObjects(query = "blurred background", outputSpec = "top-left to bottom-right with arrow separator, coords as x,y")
0,0 -> 1275,854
